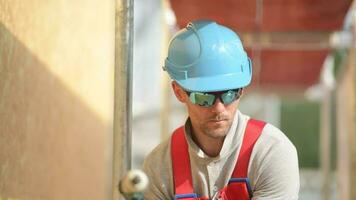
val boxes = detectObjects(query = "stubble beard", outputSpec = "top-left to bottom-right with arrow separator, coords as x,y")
200,114 -> 233,139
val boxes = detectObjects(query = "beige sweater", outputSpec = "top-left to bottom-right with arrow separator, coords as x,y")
143,111 -> 299,199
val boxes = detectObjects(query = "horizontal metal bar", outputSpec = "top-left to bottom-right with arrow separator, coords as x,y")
240,31 -> 332,50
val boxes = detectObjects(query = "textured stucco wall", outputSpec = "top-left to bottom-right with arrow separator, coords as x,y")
0,0 -> 114,199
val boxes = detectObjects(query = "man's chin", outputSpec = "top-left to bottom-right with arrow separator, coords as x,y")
204,126 -> 229,138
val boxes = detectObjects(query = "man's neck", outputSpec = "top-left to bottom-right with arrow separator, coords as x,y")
191,125 -> 225,157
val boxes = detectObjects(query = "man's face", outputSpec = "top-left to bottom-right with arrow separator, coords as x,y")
172,82 -> 240,139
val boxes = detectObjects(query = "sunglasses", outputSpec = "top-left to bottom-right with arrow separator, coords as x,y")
186,89 -> 242,107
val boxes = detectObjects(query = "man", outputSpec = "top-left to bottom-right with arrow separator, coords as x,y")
143,20 -> 299,200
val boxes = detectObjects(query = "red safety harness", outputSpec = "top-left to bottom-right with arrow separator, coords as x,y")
171,119 -> 266,200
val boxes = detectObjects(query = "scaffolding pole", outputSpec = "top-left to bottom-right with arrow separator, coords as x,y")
321,89 -> 331,200
113,0 -> 134,199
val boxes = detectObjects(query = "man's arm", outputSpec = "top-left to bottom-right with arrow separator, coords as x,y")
142,159 -> 168,200
142,140 -> 173,200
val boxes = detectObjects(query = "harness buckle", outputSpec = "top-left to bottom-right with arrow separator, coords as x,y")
174,193 -> 198,200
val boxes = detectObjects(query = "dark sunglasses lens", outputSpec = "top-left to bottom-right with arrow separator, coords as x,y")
221,90 -> 240,104
189,92 -> 215,107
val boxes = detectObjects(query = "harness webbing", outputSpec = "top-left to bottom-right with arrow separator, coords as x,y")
171,118 -> 266,198
171,126 -> 194,195
232,119 -> 266,178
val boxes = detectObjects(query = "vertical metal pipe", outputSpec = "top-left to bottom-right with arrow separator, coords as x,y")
350,4 -> 356,199
336,80 -> 350,200
253,0 -> 263,87
335,46 -> 355,200
160,0 -> 176,141
351,49 -> 356,200
336,49 -> 355,200
320,89 -> 331,200
160,0 -> 172,141
255,0 -> 263,28
160,74 -> 171,141
113,0 -> 134,199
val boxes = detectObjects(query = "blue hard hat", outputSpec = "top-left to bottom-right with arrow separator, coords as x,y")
163,20 -> 252,92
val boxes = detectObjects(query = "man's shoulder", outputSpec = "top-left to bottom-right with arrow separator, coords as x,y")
142,136 -> 174,199
248,122 -> 300,199
248,120 -> 298,162
250,121 -> 298,164
241,113 -> 295,148
260,123 -> 296,149
143,136 -> 171,169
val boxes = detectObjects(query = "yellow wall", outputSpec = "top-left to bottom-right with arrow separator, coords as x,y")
0,0 -> 115,199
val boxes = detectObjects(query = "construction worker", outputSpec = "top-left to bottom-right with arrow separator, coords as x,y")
142,20 -> 299,200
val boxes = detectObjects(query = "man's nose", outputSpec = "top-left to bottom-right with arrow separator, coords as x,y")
210,98 -> 225,113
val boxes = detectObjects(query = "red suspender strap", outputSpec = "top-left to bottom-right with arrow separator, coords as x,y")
232,119 -> 266,178
171,126 -> 195,195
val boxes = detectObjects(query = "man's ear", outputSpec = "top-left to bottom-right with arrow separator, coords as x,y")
171,81 -> 186,103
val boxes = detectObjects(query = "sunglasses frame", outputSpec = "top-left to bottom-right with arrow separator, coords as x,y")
185,88 -> 243,107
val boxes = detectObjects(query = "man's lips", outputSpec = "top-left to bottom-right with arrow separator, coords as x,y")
208,119 -> 227,123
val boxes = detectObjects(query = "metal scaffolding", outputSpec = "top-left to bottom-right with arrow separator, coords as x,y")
113,0 -> 134,199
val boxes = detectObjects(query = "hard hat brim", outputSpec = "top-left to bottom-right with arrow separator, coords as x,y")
176,73 -> 252,92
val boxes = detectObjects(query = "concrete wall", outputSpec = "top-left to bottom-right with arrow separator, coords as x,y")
0,0 -> 115,199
